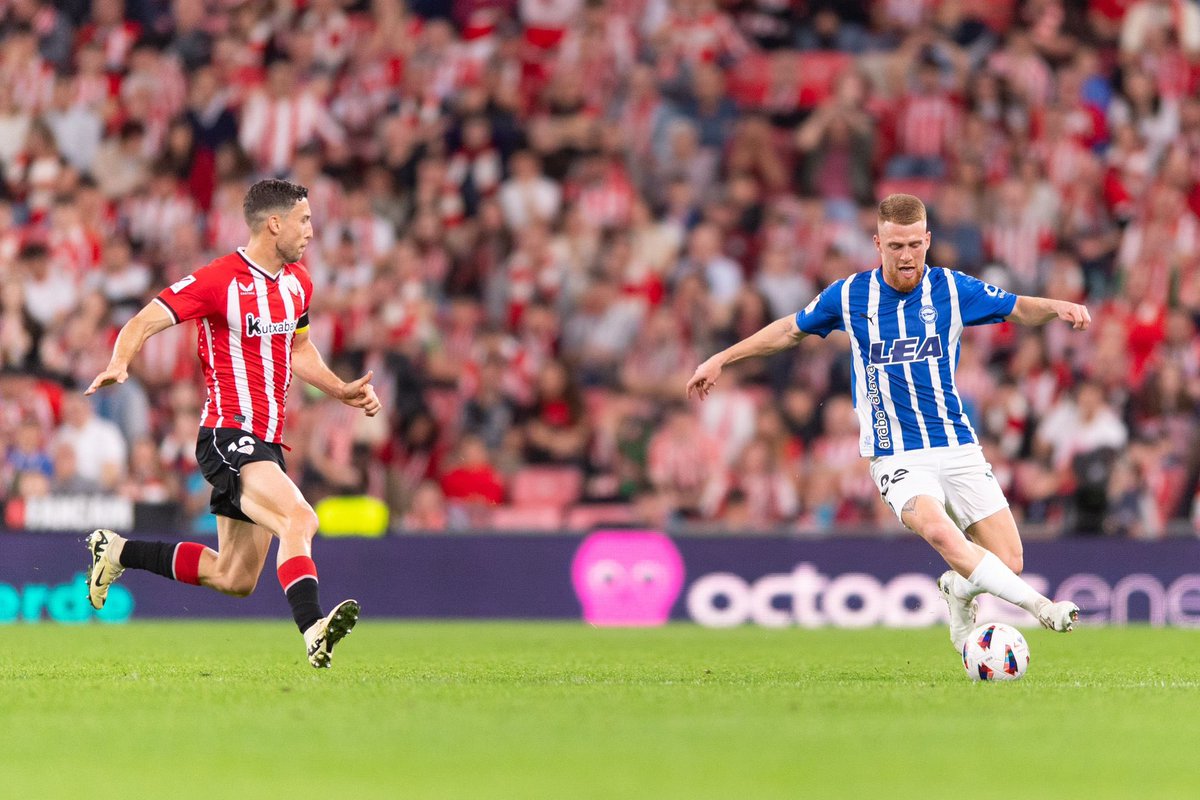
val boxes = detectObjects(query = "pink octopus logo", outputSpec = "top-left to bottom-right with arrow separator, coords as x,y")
570,531 -> 685,626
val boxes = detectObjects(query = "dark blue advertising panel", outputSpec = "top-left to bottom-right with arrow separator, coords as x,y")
3,531 -> 1200,627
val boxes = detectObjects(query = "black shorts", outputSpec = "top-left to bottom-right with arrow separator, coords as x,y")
195,427 -> 287,523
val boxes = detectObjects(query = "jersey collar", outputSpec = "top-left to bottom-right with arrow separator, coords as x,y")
237,247 -> 284,282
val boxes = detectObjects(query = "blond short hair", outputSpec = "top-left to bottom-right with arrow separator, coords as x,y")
878,194 -> 927,225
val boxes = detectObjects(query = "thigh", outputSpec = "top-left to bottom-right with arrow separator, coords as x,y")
196,428 -> 289,523
869,454 -> 945,524
236,459 -> 314,537
941,446 -> 1009,530
214,515 -> 273,580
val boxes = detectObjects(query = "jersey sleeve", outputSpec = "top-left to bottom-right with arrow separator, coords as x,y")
951,270 -> 1017,326
154,264 -> 225,324
793,280 -> 846,337
293,268 -> 313,333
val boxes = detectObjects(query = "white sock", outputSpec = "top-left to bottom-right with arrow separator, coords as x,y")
951,572 -> 981,600
966,551 -> 1047,615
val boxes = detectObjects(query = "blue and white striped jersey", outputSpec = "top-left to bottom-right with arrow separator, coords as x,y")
794,266 -> 1017,457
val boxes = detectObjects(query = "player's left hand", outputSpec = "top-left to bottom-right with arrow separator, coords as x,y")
686,358 -> 723,400
1056,301 -> 1091,331
340,370 -> 382,417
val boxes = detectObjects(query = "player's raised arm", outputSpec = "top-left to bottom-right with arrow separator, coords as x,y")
1006,295 -> 1091,330
290,327 -> 382,417
84,301 -> 175,395
686,315 -> 807,400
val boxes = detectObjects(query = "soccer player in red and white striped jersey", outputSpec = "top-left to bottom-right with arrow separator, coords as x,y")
82,180 -> 381,669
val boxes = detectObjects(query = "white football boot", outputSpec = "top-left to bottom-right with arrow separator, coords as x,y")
1036,599 -> 1080,633
938,570 -> 979,652
304,599 -> 360,668
86,529 -> 126,610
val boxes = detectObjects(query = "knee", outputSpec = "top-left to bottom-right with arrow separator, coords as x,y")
284,505 -> 319,542
211,572 -> 257,598
1000,549 -> 1024,575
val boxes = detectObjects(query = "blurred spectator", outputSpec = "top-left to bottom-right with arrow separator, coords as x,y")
560,276 -> 642,385
43,74 -> 103,173
701,436 -> 799,526
677,62 -> 740,151
498,150 -> 562,230
92,121 -> 150,199
439,434 -> 506,505
1036,381 -> 1129,470
6,120 -> 63,215
0,83 -> 31,169
519,359 -> 590,465
647,403 -> 723,519
18,242 -> 77,331
1,2 -> 74,70
52,394 -> 126,489
402,480 -> 449,531
121,437 -> 175,503
87,236 -> 151,326
887,59 -> 960,181
1120,0 -> 1200,58
620,308 -> 699,402
49,439 -> 99,494
239,59 -> 345,176
673,222 -> 743,311
461,355 -> 517,451
4,418 -> 53,492
794,72 -> 875,206
930,183 -> 986,273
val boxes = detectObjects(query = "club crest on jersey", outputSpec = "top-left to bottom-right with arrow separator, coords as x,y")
869,335 -> 944,365
919,305 -> 938,324
245,313 -> 297,337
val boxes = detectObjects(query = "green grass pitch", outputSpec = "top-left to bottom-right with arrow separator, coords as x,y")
3,622 -> 1198,799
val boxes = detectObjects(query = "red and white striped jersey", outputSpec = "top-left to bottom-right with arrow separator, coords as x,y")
896,94 -> 960,157
658,9 -> 751,66
985,219 -> 1055,287
238,90 -> 346,175
153,249 -> 314,444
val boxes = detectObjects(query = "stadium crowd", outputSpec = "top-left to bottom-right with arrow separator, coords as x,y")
1,0 -> 1199,537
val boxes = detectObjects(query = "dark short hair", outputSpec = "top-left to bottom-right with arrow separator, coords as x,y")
242,179 -> 308,230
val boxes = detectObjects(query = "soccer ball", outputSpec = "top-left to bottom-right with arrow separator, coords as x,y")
961,623 -> 1030,681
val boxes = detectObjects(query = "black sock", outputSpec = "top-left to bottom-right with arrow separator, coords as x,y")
118,541 -> 176,578
286,579 -> 323,633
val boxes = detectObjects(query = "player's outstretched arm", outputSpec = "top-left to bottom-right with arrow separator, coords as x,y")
84,301 -> 175,395
290,329 -> 381,417
1006,296 -> 1091,330
686,314 -> 808,400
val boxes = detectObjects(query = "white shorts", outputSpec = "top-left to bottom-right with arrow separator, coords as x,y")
868,444 -> 1008,530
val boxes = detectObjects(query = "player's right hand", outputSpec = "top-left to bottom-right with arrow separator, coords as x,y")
1056,301 -> 1091,331
685,359 -> 722,400
84,367 -> 128,395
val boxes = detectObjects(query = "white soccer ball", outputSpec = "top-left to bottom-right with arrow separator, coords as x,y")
961,623 -> 1030,681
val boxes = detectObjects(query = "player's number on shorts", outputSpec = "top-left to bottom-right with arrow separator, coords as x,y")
228,437 -> 255,456
878,468 -> 908,500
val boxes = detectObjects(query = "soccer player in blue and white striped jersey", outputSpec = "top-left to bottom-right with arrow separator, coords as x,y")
687,194 -> 1088,650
